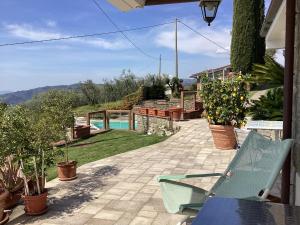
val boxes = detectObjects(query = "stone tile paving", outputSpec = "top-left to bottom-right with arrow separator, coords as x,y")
8,119 -> 236,225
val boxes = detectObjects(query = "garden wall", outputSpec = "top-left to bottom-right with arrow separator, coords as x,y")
135,115 -> 180,136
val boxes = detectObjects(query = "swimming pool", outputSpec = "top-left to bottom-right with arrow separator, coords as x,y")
92,120 -> 137,130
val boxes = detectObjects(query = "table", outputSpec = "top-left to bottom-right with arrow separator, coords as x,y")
245,120 -> 283,140
191,197 -> 300,225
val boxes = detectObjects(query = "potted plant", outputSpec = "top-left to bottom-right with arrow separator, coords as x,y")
200,73 -> 249,149
33,90 -> 77,182
20,106 -> 62,215
0,105 -> 24,210
47,92 -> 77,182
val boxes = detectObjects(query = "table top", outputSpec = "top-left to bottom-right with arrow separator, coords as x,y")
245,120 -> 283,130
191,197 -> 300,225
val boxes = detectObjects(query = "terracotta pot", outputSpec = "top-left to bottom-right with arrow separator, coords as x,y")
148,108 -> 158,116
57,161 -> 77,181
0,190 -> 9,222
23,191 -> 48,216
169,108 -> 182,121
157,110 -> 170,117
209,124 -> 237,150
139,108 -> 148,115
4,190 -> 22,210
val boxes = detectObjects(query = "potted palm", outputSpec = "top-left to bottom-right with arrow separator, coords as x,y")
0,158 -> 23,210
200,73 -> 249,149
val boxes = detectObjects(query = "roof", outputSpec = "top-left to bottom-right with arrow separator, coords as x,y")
190,65 -> 231,79
260,0 -> 283,37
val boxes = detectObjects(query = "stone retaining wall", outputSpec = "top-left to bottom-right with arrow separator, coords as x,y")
135,115 -> 180,136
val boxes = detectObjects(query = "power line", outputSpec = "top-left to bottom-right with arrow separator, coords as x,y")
178,20 -> 230,54
0,22 -> 174,47
92,0 -> 159,60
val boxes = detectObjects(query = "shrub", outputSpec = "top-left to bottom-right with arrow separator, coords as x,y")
251,55 -> 284,88
143,74 -> 167,100
249,87 -> 283,121
200,74 -> 249,127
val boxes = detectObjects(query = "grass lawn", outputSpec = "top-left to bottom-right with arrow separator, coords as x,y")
47,130 -> 167,181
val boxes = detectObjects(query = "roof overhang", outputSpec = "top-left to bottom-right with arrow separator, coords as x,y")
261,0 -> 286,49
107,0 -> 146,12
107,0 -> 198,11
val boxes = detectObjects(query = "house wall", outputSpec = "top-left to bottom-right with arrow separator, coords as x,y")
293,0 -> 300,206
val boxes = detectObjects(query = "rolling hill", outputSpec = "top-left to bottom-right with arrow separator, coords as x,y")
0,83 -> 81,105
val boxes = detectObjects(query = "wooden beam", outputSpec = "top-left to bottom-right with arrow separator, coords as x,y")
145,0 -> 198,6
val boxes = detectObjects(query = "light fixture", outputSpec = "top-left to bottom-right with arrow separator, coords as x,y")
199,0 -> 221,26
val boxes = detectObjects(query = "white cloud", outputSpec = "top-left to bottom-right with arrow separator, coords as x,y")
5,23 -> 62,40
154,20 -> 231,57
46,20 -> 57,28
3,23 -> 130,50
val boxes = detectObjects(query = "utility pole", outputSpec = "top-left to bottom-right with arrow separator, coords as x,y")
159,54 -> 162,76
175,18 -> 179,78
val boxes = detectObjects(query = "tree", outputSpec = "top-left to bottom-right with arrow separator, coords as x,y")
80,80 -> 102,105
231,0 -> 265,73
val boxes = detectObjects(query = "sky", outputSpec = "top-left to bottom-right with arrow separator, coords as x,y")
0,0 -> 269,92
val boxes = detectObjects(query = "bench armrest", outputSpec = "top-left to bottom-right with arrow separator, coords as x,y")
157,173 -> 223,182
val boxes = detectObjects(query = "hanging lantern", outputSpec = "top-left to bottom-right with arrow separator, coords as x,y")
199,0 -> 221,26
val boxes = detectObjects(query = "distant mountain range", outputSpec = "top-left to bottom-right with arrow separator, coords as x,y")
0,91 -> 11,95
0,83 -> 81,105
0,78 -> 196,105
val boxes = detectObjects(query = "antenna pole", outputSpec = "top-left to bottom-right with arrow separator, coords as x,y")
175,18 -> 179,78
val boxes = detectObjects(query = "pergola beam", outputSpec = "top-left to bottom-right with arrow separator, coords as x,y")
145,0 -> 198,5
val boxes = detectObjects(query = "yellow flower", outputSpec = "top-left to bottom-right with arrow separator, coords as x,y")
240,96 -> 244,101
232,93 -> 236,97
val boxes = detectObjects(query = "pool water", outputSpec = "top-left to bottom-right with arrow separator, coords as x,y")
92,121 -> 137,130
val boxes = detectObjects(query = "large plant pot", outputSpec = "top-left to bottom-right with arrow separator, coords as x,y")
57,161 -> 77,181
209,124 -> 237,150
148,108 -> 158,116
23,191 -> 48,216
4,190 -> 22,210
157,109 -> 170,117
169,108 -> 182,121
0,190 -> 9,224
139,108 -> 148,116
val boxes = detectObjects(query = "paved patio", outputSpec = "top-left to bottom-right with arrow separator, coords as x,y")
8,119 -> 236,225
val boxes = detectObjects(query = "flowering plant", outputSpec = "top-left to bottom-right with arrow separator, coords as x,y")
200,73 -> 249,128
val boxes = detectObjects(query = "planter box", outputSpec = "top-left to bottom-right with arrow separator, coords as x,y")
148,108 -> 158,116
73,125 -> 90,139
169,108 -> 182,121
139,108 -> 148,115
157,109 -> 170,117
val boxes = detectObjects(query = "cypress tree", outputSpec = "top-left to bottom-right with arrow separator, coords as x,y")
231,0 -> 266,73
